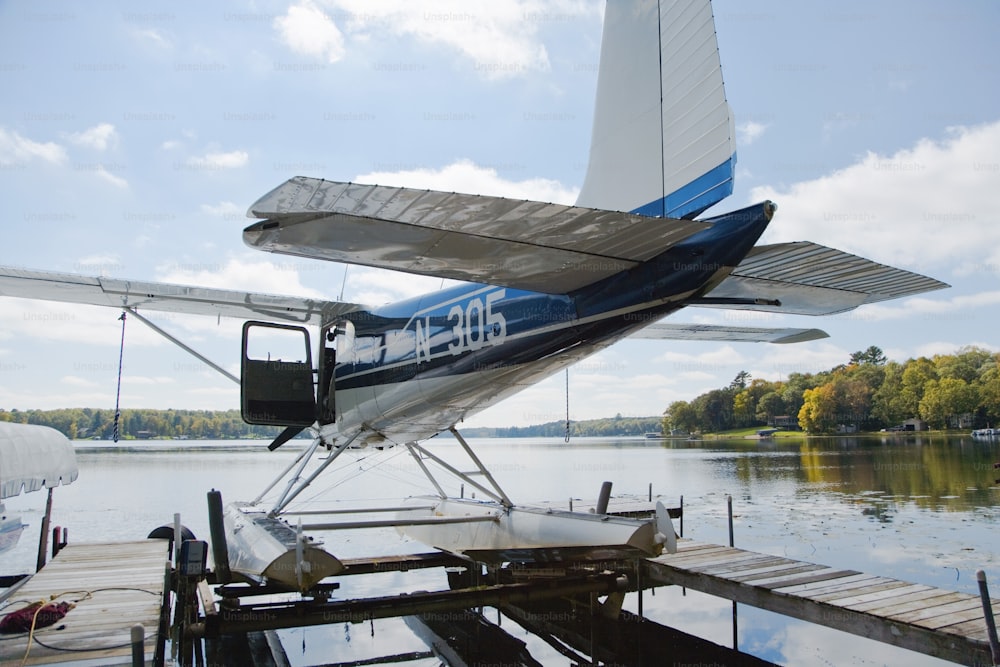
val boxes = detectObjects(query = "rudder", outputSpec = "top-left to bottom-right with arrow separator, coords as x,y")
575,0 -> 735,219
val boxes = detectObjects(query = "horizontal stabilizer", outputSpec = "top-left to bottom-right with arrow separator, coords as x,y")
699,242 -> 949,315
630,323 -> 828,344
0,265 -> 364,326
244,177 -> 711,294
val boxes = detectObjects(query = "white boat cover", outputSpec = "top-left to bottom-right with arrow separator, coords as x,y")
0,422 -> 78,499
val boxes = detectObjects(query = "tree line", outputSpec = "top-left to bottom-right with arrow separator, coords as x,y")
662,346 -> 1000,434
465,414 -> 663,439
0,407 -> 285,440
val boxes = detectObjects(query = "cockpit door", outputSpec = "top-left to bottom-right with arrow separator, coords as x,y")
240,321 -> 316,426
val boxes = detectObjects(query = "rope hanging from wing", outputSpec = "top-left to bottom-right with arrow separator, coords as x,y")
564,368 -> 571,443
112,310 -> 126,442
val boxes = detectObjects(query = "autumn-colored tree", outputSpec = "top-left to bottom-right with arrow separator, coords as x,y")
798,384 -> 838,432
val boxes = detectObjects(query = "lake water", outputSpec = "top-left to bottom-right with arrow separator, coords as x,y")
2,434 -> 998,666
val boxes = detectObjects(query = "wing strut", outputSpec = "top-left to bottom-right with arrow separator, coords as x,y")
126,307 -> 239,385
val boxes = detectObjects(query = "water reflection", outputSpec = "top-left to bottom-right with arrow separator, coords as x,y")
1,435 -> 996,666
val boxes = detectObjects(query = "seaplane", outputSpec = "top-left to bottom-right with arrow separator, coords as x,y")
0,0 -> 947,590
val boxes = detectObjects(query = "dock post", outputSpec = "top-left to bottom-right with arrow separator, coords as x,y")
206,490 -> 232,584
728,495 -> 737,650
679,495 -> 683,537
173,513 -> 182,565
648,482 -> 652,502
977,570 -> 1000,664
727,495 -> 734,547
131,624 -> 145,667
36,487 -> 53,571
596,481 -> 612,514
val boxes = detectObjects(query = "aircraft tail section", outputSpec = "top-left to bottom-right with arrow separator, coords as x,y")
576,0 -> 735,219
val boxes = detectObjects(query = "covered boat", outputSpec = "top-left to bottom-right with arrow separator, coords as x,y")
0,422 -> 78,554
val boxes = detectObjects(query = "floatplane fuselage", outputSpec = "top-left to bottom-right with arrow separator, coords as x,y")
308,203 -> 775,448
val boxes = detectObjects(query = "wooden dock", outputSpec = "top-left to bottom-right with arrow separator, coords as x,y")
0,539 -> 168,666
643,539 -> 1000,666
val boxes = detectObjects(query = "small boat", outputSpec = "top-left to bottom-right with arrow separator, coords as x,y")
0,508 -> 26,554
971,428 -> 998,438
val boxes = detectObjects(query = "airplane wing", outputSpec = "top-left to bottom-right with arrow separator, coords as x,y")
243,177 -> 712,294
630,323 -> 829,344
696,242 -> 949,315
0,265 -> 364,326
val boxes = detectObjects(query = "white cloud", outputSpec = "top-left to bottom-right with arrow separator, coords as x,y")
277,1 -> 599,79
156,257 -> 327,299
738,120 -> 768,146
274,0 -> 346,63
330,1 -> 556,78
95,165 -> 128,188
0,299 -> 166,347
853,290 -> 1000,322
751,120 -> 1000,273
356,158 -> 578,204
66,123 -> 118,151
200,201 -> 244,219
185,150 -> 249,170
133,28 -> 172,49
61,375 -> 99,388
0,128 -> 67,166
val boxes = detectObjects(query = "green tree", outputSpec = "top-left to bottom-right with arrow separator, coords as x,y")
850,345 -> 887,366
663,401 -> 698,434
755,391 -> 785,424
872,361 -> 909,426
919,378 -> 979,428
900,357 -> 938,417
935,346 -> 993,383
730,370 -> 751,391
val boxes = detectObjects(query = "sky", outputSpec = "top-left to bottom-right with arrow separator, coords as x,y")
0,0 -> 998,428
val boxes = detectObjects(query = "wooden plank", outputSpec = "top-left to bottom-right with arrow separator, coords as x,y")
660,550 -> 765,571
771,573 -> 881,597
757,569 -> 862,590
847,587 -> 963,613
888,598 -> 987,624
809,579 -> 914,603
913,605 -> 994,631
694,555 -> 794,576
727,562 -> 826,583
820,580 -> 920,607
825,583 -> 934,608
683,551 -> 779,572
865,591 -> 971,618
733,564 -> 831,584
936,615 -> 998,642
654,546 -> 739,564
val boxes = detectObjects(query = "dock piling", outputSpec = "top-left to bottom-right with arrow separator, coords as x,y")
206,489 -> 232,584
131,624 -> 145,667
727,495 -> 734,547
977,570 -> 1000,664
596,481 -> 612,514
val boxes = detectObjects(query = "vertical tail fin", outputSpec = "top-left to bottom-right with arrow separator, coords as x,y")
576,0 -> 735,219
